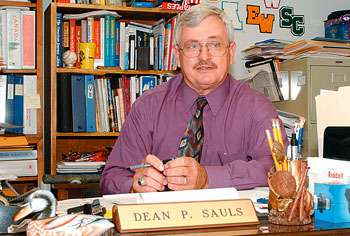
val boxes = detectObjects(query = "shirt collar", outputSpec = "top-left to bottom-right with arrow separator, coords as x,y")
181,74 -> 231,115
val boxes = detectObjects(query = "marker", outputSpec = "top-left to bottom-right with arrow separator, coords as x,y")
291,133 -> 299,160
127,158 -> 176,170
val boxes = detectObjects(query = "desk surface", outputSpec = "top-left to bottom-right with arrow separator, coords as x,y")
107,218 -> 350,235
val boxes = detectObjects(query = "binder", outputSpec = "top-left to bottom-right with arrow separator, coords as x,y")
5,74 -> 15,133
0,75 -> 6,123
84,75 -> 96,132
71,74 -> 86,132
57,73 -> 73,132
23,75 -> 37,134
13,75 -> 24,133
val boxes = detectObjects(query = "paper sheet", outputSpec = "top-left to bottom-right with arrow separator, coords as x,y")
315,86 -> 350,156
103,187 -> 239,205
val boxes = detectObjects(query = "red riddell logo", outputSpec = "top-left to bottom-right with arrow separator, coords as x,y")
328,171 -> 344,179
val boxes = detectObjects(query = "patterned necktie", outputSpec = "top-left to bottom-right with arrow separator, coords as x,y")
177,97 -> 208,162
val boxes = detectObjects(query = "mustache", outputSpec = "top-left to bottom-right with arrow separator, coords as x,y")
193,60 -> 217,69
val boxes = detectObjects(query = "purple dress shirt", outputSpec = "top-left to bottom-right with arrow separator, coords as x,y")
100,73 -> 289,194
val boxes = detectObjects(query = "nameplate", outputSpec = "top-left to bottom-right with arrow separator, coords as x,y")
112,199 -> 259,233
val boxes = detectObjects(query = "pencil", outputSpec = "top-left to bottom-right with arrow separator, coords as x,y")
275,119 -> 288,171
265,129 -> 282,171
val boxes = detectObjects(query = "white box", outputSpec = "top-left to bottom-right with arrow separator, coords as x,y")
0,160 -> 37,176
307,157 -> 350,195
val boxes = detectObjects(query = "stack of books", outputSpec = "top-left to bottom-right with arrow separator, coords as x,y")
0,136 -> 37,177
56,161 -> 105,174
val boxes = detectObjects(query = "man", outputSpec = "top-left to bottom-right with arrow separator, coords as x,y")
100,4 -> 288,194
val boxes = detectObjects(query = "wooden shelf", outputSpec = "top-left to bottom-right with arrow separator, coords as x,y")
0,69 -> 37,74
56,132 -> 120,137
57,67 -> 178,75
53,3 -> 179,21
0,0 -> 43,187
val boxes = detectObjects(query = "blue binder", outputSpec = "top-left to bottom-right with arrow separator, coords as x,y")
13,75 -> 24,134
71,74 -> 86,132
84,75 -> 96,132
5,75 -> 15,134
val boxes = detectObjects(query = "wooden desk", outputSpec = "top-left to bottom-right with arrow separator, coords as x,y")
107,218 -> 350,235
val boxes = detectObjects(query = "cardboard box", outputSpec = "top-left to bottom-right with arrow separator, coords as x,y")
314,182 -> 350,223
307,157 -> 350,195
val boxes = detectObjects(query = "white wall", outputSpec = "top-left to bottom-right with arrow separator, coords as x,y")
202,0 -> 349,78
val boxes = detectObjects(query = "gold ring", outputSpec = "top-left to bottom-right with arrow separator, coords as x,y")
138,176 -> 146,186
184,177 -> 188,185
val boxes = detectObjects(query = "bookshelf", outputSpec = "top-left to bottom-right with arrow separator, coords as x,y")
0,0 -> 43,191
44,2 -> 179,179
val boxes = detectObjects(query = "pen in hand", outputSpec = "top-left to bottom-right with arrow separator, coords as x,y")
127,157 -> 176,170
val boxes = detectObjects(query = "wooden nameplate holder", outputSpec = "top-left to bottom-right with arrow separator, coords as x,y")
112,199 -> 259,233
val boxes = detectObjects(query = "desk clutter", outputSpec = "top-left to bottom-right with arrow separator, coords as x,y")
3,189 -> 114,235
266,120 -> 313,225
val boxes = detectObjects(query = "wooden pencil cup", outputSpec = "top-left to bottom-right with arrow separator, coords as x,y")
268,160 -> 313,225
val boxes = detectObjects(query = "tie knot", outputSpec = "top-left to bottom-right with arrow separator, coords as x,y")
196,97 -> 208,109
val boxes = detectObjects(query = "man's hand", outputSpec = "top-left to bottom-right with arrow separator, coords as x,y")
130,154 -> 168,193
163,157 -> 208,191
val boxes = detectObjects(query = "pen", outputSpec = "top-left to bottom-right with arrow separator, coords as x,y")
297,117 -> 305,158
127,158 -> 176,170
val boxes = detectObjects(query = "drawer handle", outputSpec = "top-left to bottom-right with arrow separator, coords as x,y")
332,73 -> 346,83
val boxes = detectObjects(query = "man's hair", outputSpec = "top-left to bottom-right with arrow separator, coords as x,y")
173,4 -> 234,46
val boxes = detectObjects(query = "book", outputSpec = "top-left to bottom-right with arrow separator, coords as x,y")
6,8 -> 22,69
57,73 -> 73,132
0,150 -> 37,160
140,76 -> 156,95
110,16 -> 116,67
84,75 -> 96,132
115,21 -> 120,67
62,20 -> 70,64
116,88 -> 125,126
5,74 -> 15,133
106,79 -> 116,132
93,20 -> 100,59
21,10 -> 35,69
71,74 -> 86,132
23,75 -> 37,134
0,10 -> 6,69
56,12 -> 63,68
0,159 -> 37,176
81,19 -> 87,43
104,15 -> 111,66
0,75 -> 6,123
69,19 -> 76,52
87,16 -> 94,43
119,21 -> 126,70
94,17 -> 104,67
132,1 -> 153,7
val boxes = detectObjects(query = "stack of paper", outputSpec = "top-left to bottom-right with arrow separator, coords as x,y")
56,161 -> 105,174
242,39 -> 294,60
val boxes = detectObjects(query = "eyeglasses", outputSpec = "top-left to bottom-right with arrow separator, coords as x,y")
179,41 -> 230,58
